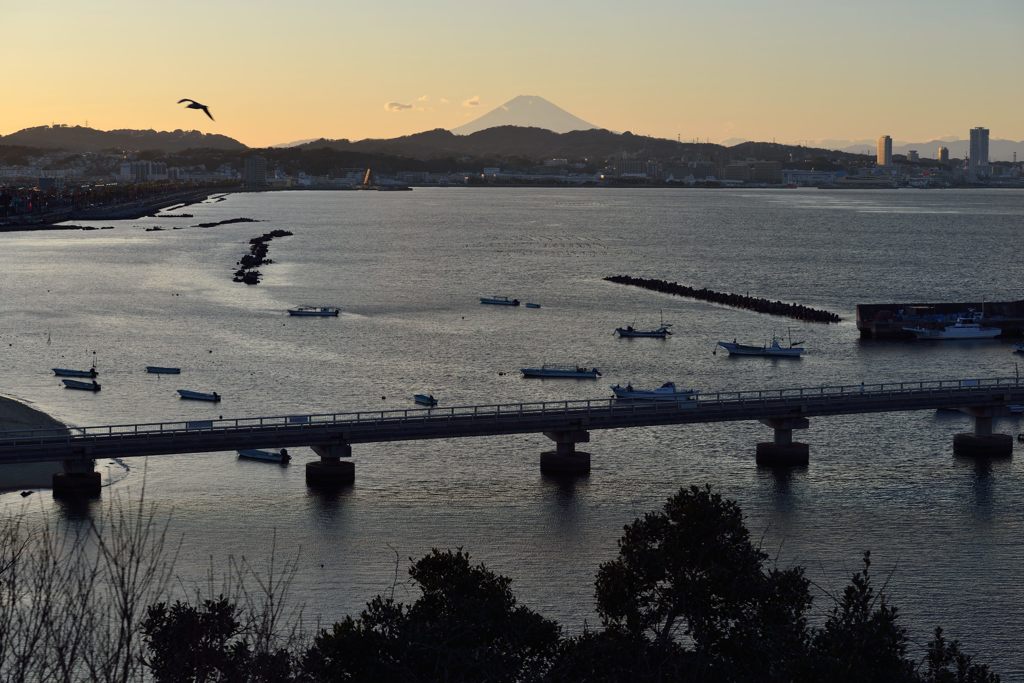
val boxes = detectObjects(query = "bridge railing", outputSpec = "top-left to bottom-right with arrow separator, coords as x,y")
0,376 -> 1018,447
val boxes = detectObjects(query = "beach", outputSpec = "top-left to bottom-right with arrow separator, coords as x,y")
0,394 -> 67,490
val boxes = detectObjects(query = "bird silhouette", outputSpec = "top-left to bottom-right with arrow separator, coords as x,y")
177,98 -> 214,121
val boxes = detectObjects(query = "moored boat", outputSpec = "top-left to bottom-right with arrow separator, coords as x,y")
521,364 -> 601,379
63,379 -> 101,392
146,366 -> 181,374
480,296 -> 520,306
903,312 -> 1001,340
615,323 -> 672,338
716,334 -> 804,358
525,302 -> 541,309
1013,343 -> 1024,354
288,306 -> 340,317
237,448 -> 291,464
414,394 -> 438,406
610,381 -> 697,401
53,367 -> 98,378
178,389 -> 221,402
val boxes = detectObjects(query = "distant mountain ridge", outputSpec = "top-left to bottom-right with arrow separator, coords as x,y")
452,95 -> 597,135
0,125 -> 246,153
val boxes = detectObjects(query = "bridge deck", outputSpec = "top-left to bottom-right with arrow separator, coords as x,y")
1,377 -> 1021,464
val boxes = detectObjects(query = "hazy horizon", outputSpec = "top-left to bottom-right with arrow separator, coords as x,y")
1,0 -> 1022,147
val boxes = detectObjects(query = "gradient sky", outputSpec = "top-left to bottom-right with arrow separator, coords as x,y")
2,0 -> 1021,147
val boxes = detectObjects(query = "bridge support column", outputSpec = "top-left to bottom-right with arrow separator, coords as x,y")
954,411 -> 1012,457
756,418 -> 810,466
306,443 -> 354,487
53,459 -> 101,498
541,430 -> 591,475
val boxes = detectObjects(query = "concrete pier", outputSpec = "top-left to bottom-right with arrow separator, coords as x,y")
756,417 -> 810,466
52,459 -> 101,498
540,430 -> 591,474
306,442 -> 355,486
954,412 -> 1013,457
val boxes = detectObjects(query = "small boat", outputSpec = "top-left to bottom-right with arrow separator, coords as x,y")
525,303 -> 541,309
480,296 -> 520,306
146,366 -> 181,374
615,323 -> 672,338
63,379 -> 101,392
610,381 -> 697,401
53,367 -> 98,378
716,333 -> 804,358
414,394 -> 438,406
521,364 -> 601,379
903,311 -> 1000,340
237,448 -> 291,464
288,306 -> 340,317
177,389 -> 221,402
1013,343 -> 1024,354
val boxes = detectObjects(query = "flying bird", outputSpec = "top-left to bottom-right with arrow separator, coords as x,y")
177,98 -> 214,121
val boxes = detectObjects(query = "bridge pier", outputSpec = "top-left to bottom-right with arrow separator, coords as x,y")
52,458 -> 101,498
306,443 -> 354,487
540,430 -> 591,475
953,411 -> 1012,457
756,418 -> 810,466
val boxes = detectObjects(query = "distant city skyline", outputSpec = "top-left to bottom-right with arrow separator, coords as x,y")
1,0 -> 1022,148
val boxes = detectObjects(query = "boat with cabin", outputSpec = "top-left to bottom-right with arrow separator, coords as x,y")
53,367 -> 98,378
903,311 -> 1001,340
177,389 -> 221,402
237,448 -> 291,464
716,332 -> 805,358
414,394 -> 438,406
480,296 -> 520,306
609,381 -> 697,401
63,379 -> 100,392
146,366 -> 181,374
521,364 -> 601,379
288,306 -> 340,317
615,323 -> 672,338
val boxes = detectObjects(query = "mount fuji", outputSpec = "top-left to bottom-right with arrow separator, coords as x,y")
452,95 -> 598,135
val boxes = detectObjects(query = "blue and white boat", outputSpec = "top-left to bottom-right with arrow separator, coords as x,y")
53,367 -> 98,378
610,381 -> 697,402
63,379 -> 101,392
521,364 -> 601,379
414,394 -> 438,406
480,296 -> 520,306
288,306 -> 340,317
238,448 -> 291,464
178,389 -> 221,402
146,366 -> 181,374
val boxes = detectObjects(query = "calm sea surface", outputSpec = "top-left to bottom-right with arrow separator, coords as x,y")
2,188 -> 1023,674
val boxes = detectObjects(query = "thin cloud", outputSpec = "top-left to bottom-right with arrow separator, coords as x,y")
417,95 -> 429,102
385,101 -> 413,112
462,95 -> 480,108
439,97 -> 450,104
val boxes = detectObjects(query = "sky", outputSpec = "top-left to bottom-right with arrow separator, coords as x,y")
1,0 -> 1022,148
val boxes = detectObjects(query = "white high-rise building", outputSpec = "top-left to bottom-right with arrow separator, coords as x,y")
877,135 -> 892,167
969,127 -> 989,176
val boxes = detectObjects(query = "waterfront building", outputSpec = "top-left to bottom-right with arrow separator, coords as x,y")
877,135 -> 893,167
119,160 -> 168,182
937,145 -> 949,163
969,127 -> 989,177
242,155 -> 268,188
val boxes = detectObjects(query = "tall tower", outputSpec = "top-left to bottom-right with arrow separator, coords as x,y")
937,145 -> 949,163
969,127 -> 989,176
877,135 -> 892,166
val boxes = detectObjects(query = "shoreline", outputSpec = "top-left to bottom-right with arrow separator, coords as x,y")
0,394 -> 69,492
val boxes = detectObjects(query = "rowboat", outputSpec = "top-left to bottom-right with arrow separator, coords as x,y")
146,366 -> 181,374
53,367 -> 98,378
237,448 -> 291,464
63,379 -> 100,392
414,394 -> 438,406
177,389 -> 221,402
525,303 -> 541,309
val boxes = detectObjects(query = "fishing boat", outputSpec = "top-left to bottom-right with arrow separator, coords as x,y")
63,379 -> 100,392
288,306 -> 340,317
146,366 -> 181,374
53,367 -> 98,378
177,389 -> 221,402
525,303 -> 541,309
479,296 -> 520,306
521,364 -> 601,379
903,311 -> 1001,340
414,394 -> 438,406
237,448 -> 291,464
716,333 -> 805,358
609,381 -> 697,401
615,323 -> 672,338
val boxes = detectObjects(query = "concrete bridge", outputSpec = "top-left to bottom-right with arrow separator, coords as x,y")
1,376 -> 1021,496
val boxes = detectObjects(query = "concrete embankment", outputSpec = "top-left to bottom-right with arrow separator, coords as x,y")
0,395 -> 68,491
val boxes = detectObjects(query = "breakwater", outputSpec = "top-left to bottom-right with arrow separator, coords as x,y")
604,275 -> 842,323
233,229 -> 293,285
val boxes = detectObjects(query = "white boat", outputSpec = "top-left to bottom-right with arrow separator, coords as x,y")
53,367 -> 98,378
178,389 -> 221,402
903,312 -> 1000,340
480,296 -> 520,306
716,334 -> 804,358
146,366 -> 181,374
610,381 -> 698,401
288,306 -> 340,317
414,393 -> 438,406
238,448 -> 291,464
63,379 -> 101,392
521,364 -> 601,379
615,323 -> 672,338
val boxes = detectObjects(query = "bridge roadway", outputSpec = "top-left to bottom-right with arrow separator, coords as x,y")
1,377 -> 1022,484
